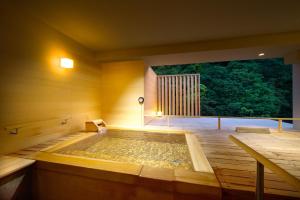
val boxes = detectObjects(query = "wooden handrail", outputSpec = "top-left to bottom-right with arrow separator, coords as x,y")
144,115 -> 299,131
3,117 -> 71,135
144,114 -> 300,121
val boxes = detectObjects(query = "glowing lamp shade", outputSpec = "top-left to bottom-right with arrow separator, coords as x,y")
60,58 -> 74,69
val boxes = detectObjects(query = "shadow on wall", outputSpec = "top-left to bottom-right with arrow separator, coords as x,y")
99,60 -> 145,127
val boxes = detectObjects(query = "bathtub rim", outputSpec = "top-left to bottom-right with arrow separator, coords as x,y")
30,128 -> 220,196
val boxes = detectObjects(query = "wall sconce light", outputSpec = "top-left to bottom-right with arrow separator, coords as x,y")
60,58 -> 74,69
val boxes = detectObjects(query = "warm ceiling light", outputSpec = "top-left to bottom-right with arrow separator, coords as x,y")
60,58 -> 74,68
258,53 -> 265,57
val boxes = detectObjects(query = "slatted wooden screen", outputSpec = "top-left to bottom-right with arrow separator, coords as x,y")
157,74 -> 200,116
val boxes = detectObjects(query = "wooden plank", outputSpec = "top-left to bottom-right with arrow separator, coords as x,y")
195,75 -> 198,116
183,76 -> 186,116
196,131 -> 300,199
42,132 -> 97,152
176,76 -> 179,115
161,76 -> 165,115
198,75 -> 201,115
230,135 -> 300,192
34,152 -> 141,178
172,76 -> 175,115
191,75 -> 194,116
187,75 -> 190,116
236,127 -> 271,134
156,74 -> 203,117
185,134 -> 214,173
0,156 -> 35,179
168,76 -> 171,115
165,76 -> 168,115
9,123 -> 300,199
174,169 -> 221,198
157,77 -> 161,113
179,76 -> 183,116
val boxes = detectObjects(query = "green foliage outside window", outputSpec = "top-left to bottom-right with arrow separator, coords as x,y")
152,58 -> 292,118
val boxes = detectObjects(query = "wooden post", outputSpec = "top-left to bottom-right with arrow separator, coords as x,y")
179,76 -> 182,116
278,119 -> 283,133
172,76 -> 175,115
168,77 -> 172,115
256,161 -> 264,200
162,77 -> 165,115
157,77 -> 161,113
195,75 -> 198,116
183,76 -> 186,116
198,75 -> 201,116
176,76 -> 179,115
187,76 -> 190,116
218,116 -> 221,130
191,75 -> 194,116
165,77 -> 169,115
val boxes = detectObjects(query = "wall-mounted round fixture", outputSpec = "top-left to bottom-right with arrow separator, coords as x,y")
258,53 -> 265,57
138,97 -> 144,104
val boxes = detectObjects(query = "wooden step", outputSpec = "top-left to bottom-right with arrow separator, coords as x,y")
235,127 -> 271,134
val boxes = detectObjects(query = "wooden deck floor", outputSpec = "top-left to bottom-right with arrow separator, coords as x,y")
195,130 -> 300,200
8,130 -> 300,200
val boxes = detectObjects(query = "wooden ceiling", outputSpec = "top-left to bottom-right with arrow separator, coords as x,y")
12,0 -> 300,52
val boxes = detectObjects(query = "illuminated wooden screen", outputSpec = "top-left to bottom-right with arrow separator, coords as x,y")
157,74 -> 200,116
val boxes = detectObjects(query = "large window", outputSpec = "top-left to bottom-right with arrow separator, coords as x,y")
152,58 -> 292,118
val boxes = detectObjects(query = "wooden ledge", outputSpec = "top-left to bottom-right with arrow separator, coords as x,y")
235,127 -> 271,134
42,132 -> 97,153
185,134 -> 214,173
34,152 -> 141,184
106,126 -> 187,134
174,169 -> 221,199
0,156 -> 35,179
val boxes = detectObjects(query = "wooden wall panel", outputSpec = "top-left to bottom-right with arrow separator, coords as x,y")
100,60 -> 145,127
144,66 -> 157,124
157,74 -> 200,116
0,8 -> 101,154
